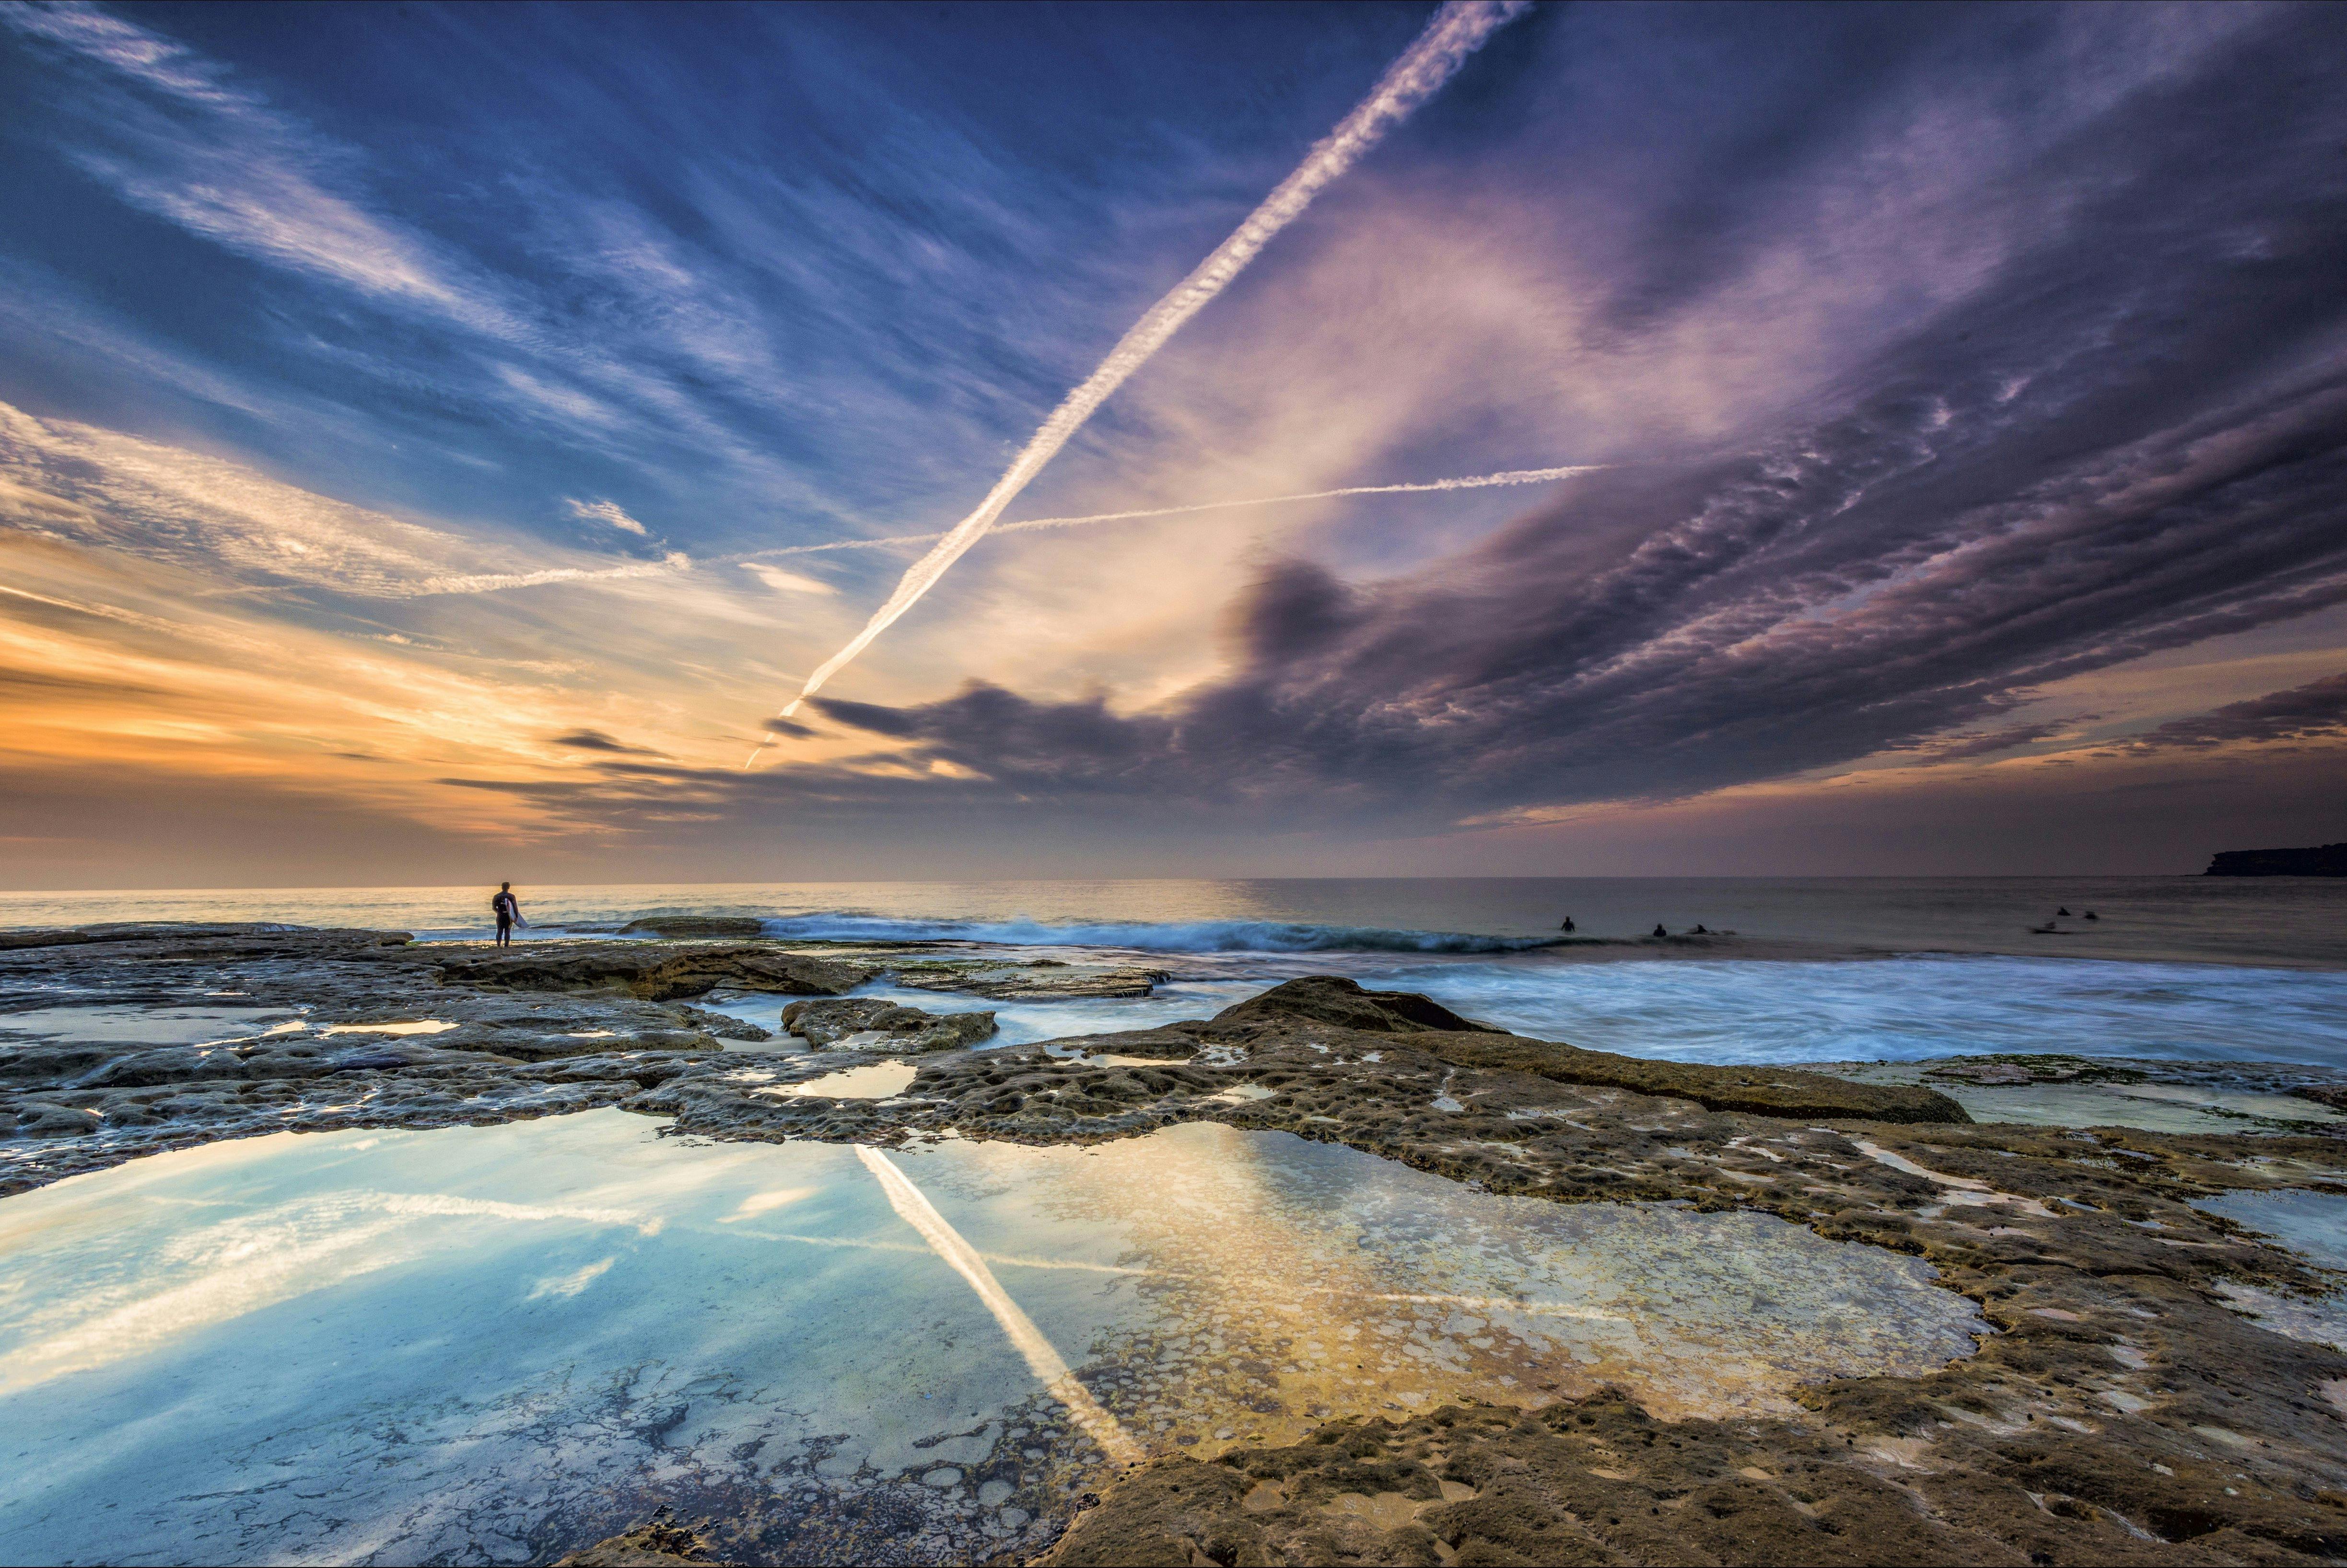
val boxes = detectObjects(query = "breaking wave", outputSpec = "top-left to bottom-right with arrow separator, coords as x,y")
751,914 -> 1562,955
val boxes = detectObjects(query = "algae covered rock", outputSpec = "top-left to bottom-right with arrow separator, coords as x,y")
779,997 -> 996,1051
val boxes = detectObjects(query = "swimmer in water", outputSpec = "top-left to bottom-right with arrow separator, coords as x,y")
1560,916 -> 1576,932
1652,922 -> 1669,938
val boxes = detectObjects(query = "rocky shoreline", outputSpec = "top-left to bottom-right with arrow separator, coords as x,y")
5,926 -> 2347,1565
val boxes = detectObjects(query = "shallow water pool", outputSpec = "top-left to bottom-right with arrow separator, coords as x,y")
0,1111 -> 1985,1565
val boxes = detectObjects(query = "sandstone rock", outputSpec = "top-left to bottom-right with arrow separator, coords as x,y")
778,998 -> 996,1051
553,1507 -> 708,1565
1044,1027 -> 1209,1060
890,959 -> 1168,1000
1208,976 -> 1502,1035
616,916 -> 769,939
677,1004 -> 771,1042
1206,978 -> 1967,1125
13,1102 -> 102,1137
433,943 -> 873,1001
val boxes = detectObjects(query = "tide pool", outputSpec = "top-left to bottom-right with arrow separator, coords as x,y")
0,1110 -> 1985,1565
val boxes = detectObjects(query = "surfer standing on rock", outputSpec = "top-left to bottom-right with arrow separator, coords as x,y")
491,883 -> 526,947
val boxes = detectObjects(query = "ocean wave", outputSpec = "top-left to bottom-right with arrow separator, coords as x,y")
750,913 -> 1561,955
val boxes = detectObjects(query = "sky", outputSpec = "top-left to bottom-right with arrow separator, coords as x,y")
1,0 -> 2343,888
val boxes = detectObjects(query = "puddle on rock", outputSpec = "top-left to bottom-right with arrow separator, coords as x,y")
776,1059 -> 919,1099
0,1112 -> 1985,1565
0,1004 -> 301,1046
1828,1062 -> 2347,1135
2195,1189 -> 2347,1353
317,1019 -> 460,1036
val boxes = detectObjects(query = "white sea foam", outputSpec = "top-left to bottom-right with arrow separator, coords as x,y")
749,911 -> 1562,953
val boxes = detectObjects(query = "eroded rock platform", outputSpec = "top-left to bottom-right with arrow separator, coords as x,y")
4,928 -> 2345,1566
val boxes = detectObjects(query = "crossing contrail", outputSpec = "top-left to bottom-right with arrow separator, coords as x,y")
387,461 -> 1602,601
746,0 -> 1530,765
727,464 -> 1605,565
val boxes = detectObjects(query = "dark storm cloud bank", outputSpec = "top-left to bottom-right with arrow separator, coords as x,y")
2126,672 -> 2347,753
758,7 -> 2347,831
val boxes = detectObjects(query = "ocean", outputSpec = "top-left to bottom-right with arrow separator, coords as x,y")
5,876 -> 2343,1070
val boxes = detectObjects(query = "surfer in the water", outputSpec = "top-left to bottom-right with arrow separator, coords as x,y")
491,883 -> 525,946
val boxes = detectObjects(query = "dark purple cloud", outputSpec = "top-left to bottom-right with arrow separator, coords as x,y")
549,729 -> 665,756
2127,672 -> 2347,752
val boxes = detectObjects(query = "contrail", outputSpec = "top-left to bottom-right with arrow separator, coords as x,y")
356,460 -> 1598,602
855,1146 -> 1145,1466
728,464 -> 1604,565
747,0 -> 1530,764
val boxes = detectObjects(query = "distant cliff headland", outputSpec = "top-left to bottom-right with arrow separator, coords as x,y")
2204,842 -> 2347,876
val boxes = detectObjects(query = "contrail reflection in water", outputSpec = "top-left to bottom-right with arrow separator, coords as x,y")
854,1145 -> 1145,1466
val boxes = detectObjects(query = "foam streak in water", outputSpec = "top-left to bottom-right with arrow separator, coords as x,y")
855,1145 -> 1144,1465
748,1 -> 1528,761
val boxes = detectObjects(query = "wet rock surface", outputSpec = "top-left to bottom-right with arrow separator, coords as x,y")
782,997 -> 998,1051
5,926 -> 2347,1565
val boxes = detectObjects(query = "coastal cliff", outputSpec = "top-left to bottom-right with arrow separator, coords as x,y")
2204,842 -> 2347,876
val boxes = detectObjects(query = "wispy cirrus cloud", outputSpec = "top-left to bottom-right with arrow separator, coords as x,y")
0,2 -> 504,327
0,399 -> 672,600
566,498 -> 650,537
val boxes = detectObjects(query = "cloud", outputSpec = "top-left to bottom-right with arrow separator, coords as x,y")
566,498 -> 649,536
0,399 -> 700,601
740,562 -> 836,597
754,1 -> 1530,734
1,2 -> 502,328
780,5 -> 2347,829
1887,719 -> 2092,766
549,729 -> 665,756
2125,672 -> 2347,752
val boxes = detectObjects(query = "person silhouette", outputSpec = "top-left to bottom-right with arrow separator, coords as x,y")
491,882 -> 525,947
1652,923 -> 1668,938
1560,916 -> 1576,932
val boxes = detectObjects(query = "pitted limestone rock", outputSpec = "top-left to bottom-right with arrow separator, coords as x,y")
778,998 -> 996,1051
